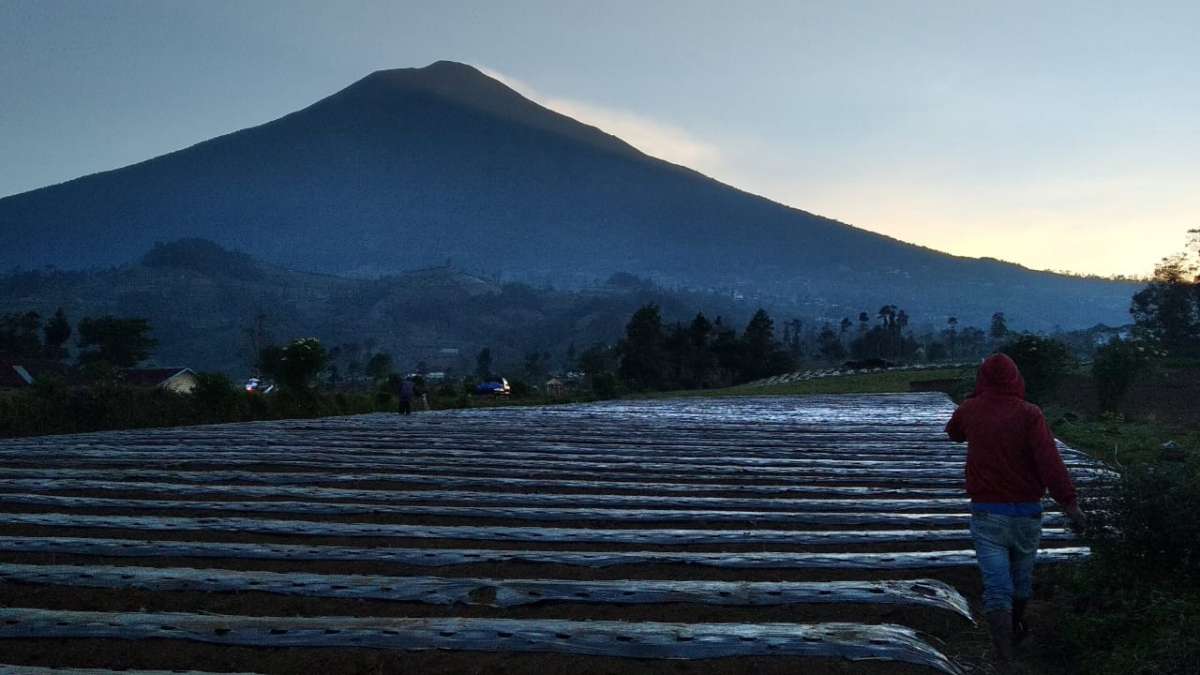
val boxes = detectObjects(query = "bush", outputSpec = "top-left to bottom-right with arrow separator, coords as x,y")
1092,338 -> 1157,412
509,379 -> 532,398
1088,460 -> 1200,581
590,372 -> 620,399
0,382 -> 383,438
192,372 -> 239,422
374,390 -> 394,410
1053,459 -> 1200,674
1001,334 -> 1075,404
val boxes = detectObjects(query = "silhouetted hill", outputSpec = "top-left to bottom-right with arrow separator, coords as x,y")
0,61 -> 1135,328
0,240 -> 755,374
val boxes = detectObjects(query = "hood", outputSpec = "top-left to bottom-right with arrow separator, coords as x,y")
974,353 -> 1026,399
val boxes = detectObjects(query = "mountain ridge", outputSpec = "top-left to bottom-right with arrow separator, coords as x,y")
0,60 -> 1135,329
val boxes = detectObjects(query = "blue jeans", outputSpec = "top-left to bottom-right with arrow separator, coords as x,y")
970,510 -> 1042,612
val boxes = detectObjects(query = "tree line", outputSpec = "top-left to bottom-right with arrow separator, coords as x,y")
573,305 -> 796,393
0,308 -> 157,370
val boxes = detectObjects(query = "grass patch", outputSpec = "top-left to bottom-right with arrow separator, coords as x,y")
1045,408 -> 1200,467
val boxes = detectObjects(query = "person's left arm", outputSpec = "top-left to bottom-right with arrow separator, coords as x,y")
1028,409 -> 1086,531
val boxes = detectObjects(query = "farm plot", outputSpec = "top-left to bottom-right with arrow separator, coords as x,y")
0,392 -> 1109,674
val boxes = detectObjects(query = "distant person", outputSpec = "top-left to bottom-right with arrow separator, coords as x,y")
945,353 -> 1087,669
398,377 -> 415,415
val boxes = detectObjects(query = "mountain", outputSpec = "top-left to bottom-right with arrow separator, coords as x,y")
0,60 -> 1135,329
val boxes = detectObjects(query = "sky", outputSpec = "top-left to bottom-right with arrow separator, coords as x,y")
1,0 -> 1197,278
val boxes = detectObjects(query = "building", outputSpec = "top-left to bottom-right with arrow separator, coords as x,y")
0,362 -> 35,389
0,359 -> 70,390
544,377 -> 566,398
123,368 -> 199,394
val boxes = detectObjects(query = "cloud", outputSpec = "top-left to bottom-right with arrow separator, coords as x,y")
478,66 -> 722,174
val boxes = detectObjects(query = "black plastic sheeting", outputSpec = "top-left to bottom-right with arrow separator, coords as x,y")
0,392 -> 1110,672
0,457 -> 993,485
0,392 -> 958,430
0,393 -> 1079,447
0,509 -> 1078,540
0,662 -> 261,667
0,535 -> 1092,570
0,499 -> 1080,530
0,454 -> 1119,485
0,563 -> 973,620
0,441 -> 1099,470
0,468 -> 973,497
0,456 -> 1115,487
0,446 -> 1105,477
0,608 -> 964,673
0,478 -> 991,510
0,439 -> 1081,462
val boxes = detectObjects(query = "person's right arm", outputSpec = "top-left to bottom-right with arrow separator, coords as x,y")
945,406 -> 967,443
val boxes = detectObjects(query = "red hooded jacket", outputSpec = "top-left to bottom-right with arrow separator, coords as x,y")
946,354 -> 1078,507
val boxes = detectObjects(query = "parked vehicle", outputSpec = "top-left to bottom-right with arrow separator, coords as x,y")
474,377 -> 511,396
244,378 -> 276,395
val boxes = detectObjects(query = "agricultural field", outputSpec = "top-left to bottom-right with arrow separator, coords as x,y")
0,393 -> 1111,674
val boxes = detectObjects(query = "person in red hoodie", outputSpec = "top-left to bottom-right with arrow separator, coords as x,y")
946,353 -> 1087,667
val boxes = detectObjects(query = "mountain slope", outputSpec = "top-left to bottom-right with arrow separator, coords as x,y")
0,61 -> 1134,328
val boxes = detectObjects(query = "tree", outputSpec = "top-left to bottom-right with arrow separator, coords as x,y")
990,312 -> 1009,343
42,307 -> 71,360
0,311 -> 42,359
192,372 -> 239,421
958,327 -> 988,358
579,343 -> 619,398
740,309 -> 794,381
523,350 -> 551,382
1131,232 -> 1200,356
785,319 -> 803,355
563,342 -> 577,371
77,316 -> 157,368
365,352 -> 394,382
241,312 -> 272,371
1093,338 -> 1155,412
877,305 -> 897,329
257,345 -> 285,381
741,309 -> 775,380
684,313 -> 717,388
944,317 -> 959,357
848,305 -> 915,361
688,313 -> 712,348
1000,334 -> 1074,405
818,323 -> 846,360
710,317 -> 742,385
743,309 -> 775,358
926,341 -> 948,361
475,347 -> 494,380
619,304 -> 667,390
579,344 -> 616,378
260,337 -> 327,390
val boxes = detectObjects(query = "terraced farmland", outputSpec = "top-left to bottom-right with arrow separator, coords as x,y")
0,393 -> 1109,674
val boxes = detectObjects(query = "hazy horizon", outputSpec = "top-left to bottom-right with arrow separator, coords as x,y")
2,1 -> 1196,278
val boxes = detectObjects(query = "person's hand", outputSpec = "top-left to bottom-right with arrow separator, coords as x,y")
1064,502 -> 1088,535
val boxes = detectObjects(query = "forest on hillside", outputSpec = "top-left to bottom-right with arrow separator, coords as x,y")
0,239 -> 1133,378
